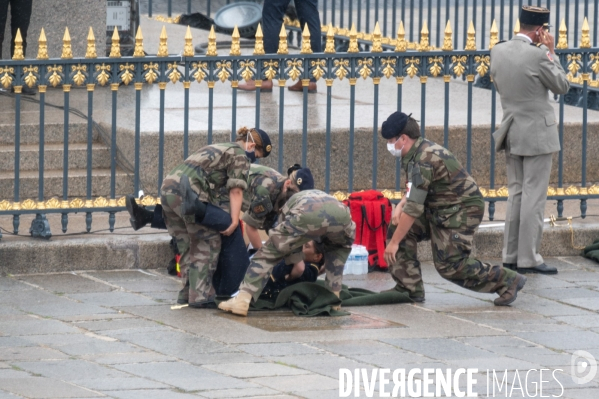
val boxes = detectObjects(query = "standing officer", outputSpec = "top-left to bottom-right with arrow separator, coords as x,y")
490,6 -> 570,274
382,112 -> 527,306
218,169 -> 356,317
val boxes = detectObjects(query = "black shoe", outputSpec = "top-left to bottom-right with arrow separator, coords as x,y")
518,263 -> 558,275
11,86 -> 36,96
188,300 -> 217,309
179,174 -> 206,219
125,195 -> 153,231
503,263 -> 518,271
494,274 -> 527,306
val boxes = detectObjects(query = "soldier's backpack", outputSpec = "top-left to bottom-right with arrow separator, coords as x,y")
343,190 -> 392,270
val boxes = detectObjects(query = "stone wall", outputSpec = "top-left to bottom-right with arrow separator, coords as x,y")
1,0 -> 106,60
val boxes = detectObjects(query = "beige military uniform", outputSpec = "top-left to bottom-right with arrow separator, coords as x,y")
490,35 -> 570,268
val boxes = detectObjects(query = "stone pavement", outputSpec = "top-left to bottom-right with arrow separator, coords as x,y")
1,257 -> 599,398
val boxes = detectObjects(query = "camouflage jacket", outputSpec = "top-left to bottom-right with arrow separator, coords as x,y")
165,142 -> 249,205
279,190 -> 351,230
241,165 -> 287,229
401,137 -> 483,221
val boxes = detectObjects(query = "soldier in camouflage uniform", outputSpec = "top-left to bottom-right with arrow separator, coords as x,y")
160,127 -> 272,308
381,112 -> 527,306
218,168 -> 357,317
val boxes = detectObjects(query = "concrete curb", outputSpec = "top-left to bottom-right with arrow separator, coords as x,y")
1,222 -> 596,275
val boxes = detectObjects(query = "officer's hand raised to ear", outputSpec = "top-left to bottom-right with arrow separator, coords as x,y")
539,28 -> 555,54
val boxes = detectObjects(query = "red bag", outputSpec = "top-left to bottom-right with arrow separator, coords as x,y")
343,190 -> 392,269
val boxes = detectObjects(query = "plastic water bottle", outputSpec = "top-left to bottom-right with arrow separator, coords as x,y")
344,249 -> 356,275
355,245 -> 369,275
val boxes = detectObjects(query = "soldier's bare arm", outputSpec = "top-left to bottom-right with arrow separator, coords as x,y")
392,196 -> 408,225
384,212 -> 417,264
221,187 -> 243,236
245,224 -> 263,250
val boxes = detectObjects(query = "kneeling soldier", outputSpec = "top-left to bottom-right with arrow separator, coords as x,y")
382,112 -> 526,306
218,168 -> 356,316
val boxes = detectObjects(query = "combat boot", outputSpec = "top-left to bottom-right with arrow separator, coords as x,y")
177,279 -> 190,304
218,291 -> 252,317
125,195 -> 154,230
179,175 -> 207,219
383,284 -> 425,302
494,274 -> 527,306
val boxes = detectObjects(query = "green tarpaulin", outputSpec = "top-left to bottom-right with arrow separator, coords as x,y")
583,239 -> 599,263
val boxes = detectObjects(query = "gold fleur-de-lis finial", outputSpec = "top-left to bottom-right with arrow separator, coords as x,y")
277,23 -> 289,54
325,23 -> 335,53
556,19 -> 568,49
348,23 -> 359,53
465,20 -> 476,50
254,23 -> 265,55
157,26 -> 168,57
395,21 -> 407,52
133,26 -> 144,57
109,27 -> 121,58
206,25 -> 217,56
489,19 -> 499,49
230,26 -> 241,56
419,20 -> 430,51
372,22 -> 382,52
442,20 -> 453,51
86,27 -> 97,58
514,19 -> 520,35
183,25 -> 194,56
37,28 -> 49,60
300,23 -> 312,54
12,28 -> 24,60
62,27 -> 73,59
581,17 -> 590,48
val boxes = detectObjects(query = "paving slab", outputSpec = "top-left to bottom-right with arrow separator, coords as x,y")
198,387 -> 281,399
0,377 -> 102,398
202,362 -> 310,378
17,274 -> 114,294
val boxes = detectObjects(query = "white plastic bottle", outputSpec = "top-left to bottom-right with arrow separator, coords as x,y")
344,247 -> 356,275
355,245 -> 369,275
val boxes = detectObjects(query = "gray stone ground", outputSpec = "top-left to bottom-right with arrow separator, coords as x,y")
1,257 -> 599,398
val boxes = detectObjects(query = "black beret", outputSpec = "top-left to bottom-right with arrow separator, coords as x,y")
520,6 -> 550,27
295,168 -> 314,191
287,163 -> 302,177
381,112 -> 411,139
255,128 -> 272,157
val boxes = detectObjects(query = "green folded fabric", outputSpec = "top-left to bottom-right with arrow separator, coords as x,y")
583,239 -> 599,256
584,249 -> 599,263
251,280 -> 412,317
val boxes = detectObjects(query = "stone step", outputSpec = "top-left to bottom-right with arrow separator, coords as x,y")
0,169 -> 134,200
0,123 -> 97,146
0,143 -> 112,172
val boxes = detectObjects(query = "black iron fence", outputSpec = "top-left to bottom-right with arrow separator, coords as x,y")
0,19 -> 597,239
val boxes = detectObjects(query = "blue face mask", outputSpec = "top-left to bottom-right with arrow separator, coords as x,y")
246,151 -> 257,163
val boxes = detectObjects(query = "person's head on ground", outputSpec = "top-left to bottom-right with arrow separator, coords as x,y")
381,111 -> 420,158
303,239 -> 325,266
518,6 -> 551,44
236,127 -> 272,161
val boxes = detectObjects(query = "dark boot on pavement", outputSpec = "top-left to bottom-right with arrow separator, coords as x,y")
494,274 -> 527,306
518,263 -> 557,275
179,174 -> 206,219
237,79 -> 273,92
125,195 -> 154,231
287,80 -> 317,93
382,283 -> 425,302
503,263 -> 518,271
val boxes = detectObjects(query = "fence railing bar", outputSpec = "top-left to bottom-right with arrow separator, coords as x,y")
157,84 -> 165,198
489,84 -> 497,220
302,83 -> 308,168
63,87 -> 70,233
372,78 -> 379,189
87,85 -> 95,232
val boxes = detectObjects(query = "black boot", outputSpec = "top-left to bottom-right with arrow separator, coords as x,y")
179,174 -> 207,220
125,195 -> 154,231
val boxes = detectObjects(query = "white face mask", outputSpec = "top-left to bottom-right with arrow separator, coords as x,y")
387,138 -> 404,158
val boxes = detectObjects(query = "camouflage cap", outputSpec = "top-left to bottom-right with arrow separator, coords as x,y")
382,111 -> 412,139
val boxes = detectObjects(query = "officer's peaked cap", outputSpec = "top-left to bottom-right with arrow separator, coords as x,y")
295,168 -> 314,191
520,6 -> 550,27
254,128 -> 272,157
381,111 -> 411,139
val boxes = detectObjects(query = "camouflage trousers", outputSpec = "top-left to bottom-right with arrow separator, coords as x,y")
240,210 -> 356,301
161,177 -> 220,304
391,204 -> 518,296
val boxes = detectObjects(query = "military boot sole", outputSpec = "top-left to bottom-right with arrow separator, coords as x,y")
410,296 -> 425,303
217,302 -> 249,317
494,275 -> 527,306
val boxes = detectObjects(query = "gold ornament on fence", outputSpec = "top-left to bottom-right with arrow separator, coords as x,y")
465,21 -> 476,50
62,27 -> 73,59
556,19 -> 568,50
442,20 -> 453,51
133,26 -> 145,57
372,22 -> 382,52
581,17 -> 591,48
230,26 -> 241,56
109,27 -> 121,58
325,23 -> 335,53
86,27 -> 97,58
254,24 -> 265,55
300,23 -> 312,54
37,28 -> 49,60
12,29 -> 24,60
183,26 -> 194,56
157,26 -> 168,57
277,23 -> 289,54
419,21 -> 430,51
513,19 -> 520,35
348,23 -> 359,53
395,21 -> 407,52
206,26 -> 217,56
489,20 -> 499,49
